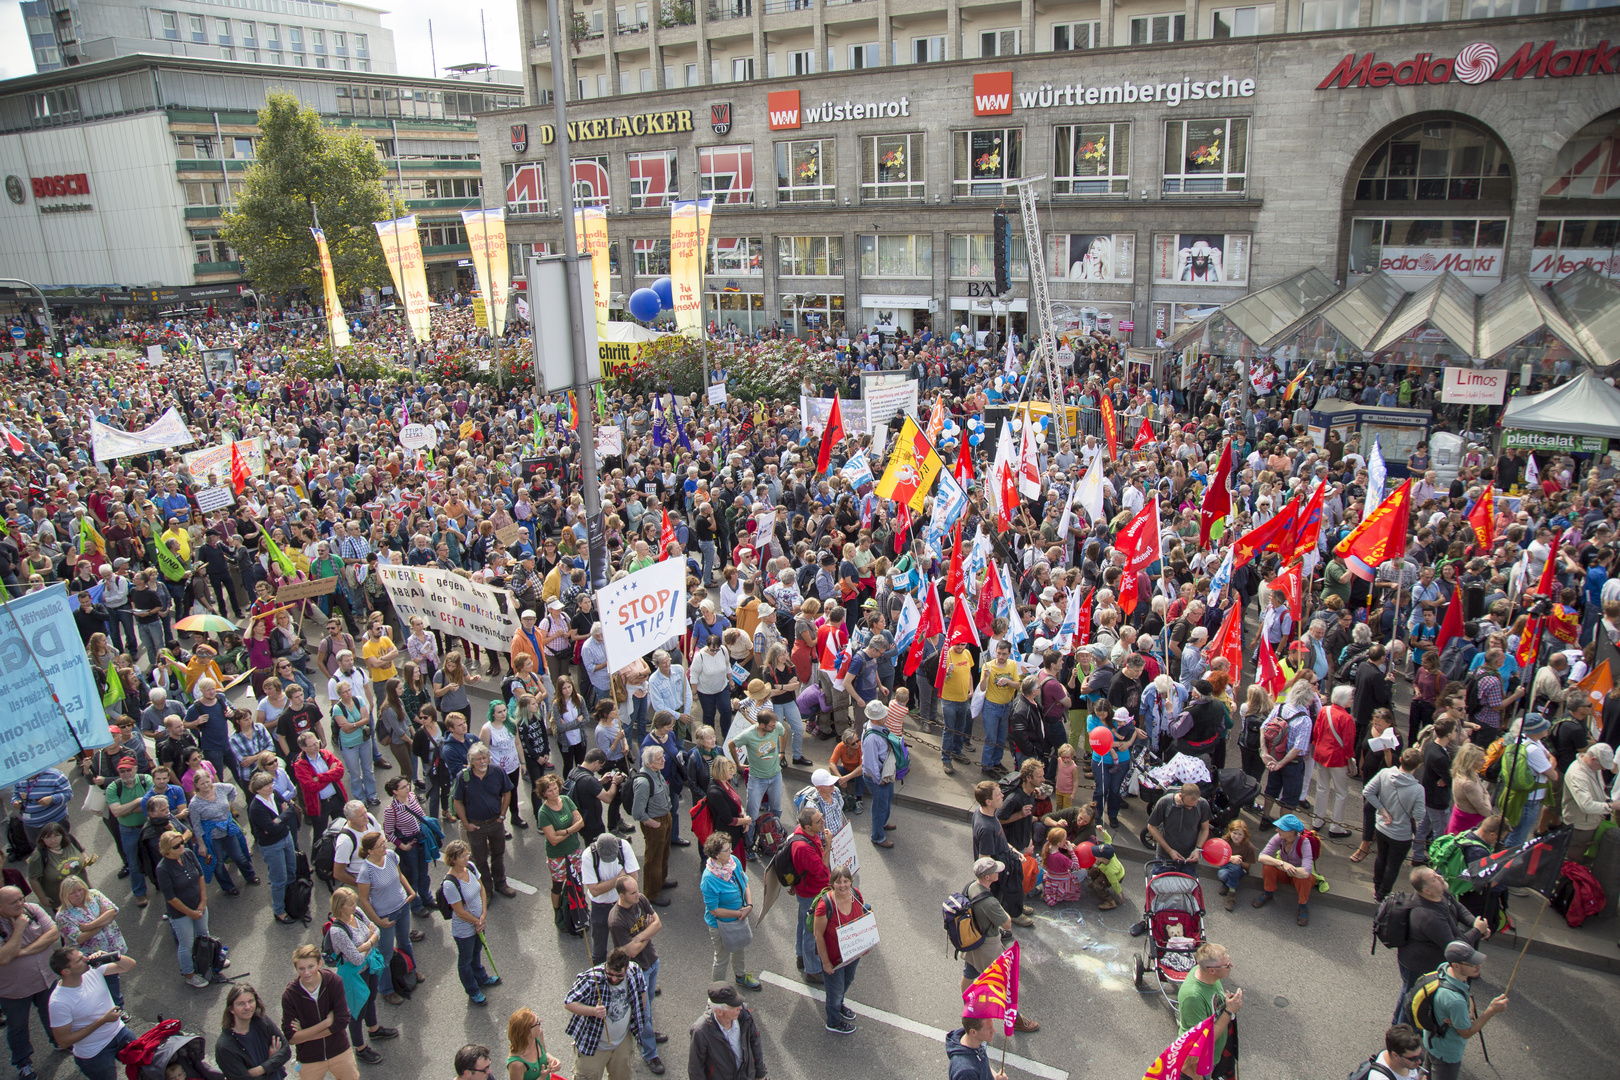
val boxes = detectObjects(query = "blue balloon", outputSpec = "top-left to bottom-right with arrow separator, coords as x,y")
628,287 -> 661,322
652,276 -> 674,311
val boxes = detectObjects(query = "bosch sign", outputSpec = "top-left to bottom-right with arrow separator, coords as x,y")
31,173 -> 90,197
1319,39 -> 1618,89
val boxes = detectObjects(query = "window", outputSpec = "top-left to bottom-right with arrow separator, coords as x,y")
263,22 -> 279,47
1052,123 -> 1130,195
194,239 -> 235,265
189,14 -> 206,41
1053,233 -> 1134,281
232,137 -> 254,159
242,21 -> 256,43
510,241 -> 554,279
849,43 -> 878,69
859,234 -> 932,277
861,133 -> 925,199
1356,120 -> 1512,203
571,156 -> 611,207
732,57 -> 754,81
633,239 -> 671,276
779,236 -> 845,276
1210,6 -> 1273,36
700,145 -> 754,205
790,50 -> 814,75
176,133 -> 217,158
1375,0 -> 1444,22
1152,232 -> 1251,285
980,29 -> 1019,57
628,150 -> 678,208
913,35 -> 944,62
288,26 -> 303,50
776,139 -> 836,203
1129,14 -> 1185,43
685,63 -> 697,86
1162,118 -> 1248,194
333,31 -> 346,54
664,66 -> 674,87
1053,21 -> 1101,49
950,234 -> 1027,279
160,12 -> 179,40
424,179 -> 482,198
708,237 -> 764,275
1530,219 -> 1620,282
184,181 -> 227,205
1466,0 -> 1541,13
1545,115 -> 1620,200
1297,0 -> 1357,30
420,223 -> 469,248
1348,219 -> 1506,282
217,17 -> 232,42
355,33 -> 368,55
954,128 -> 1022,196
621,72 -> 634,94
503,162 -> 547,214
597,74 -> 610,96
640,68 -> 653,91
591,10 -> 604,31
25,15 -> 49,35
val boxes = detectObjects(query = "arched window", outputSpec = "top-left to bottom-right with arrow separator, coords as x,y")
1543,112 -> 1620,200
1355,119 -> 1512,203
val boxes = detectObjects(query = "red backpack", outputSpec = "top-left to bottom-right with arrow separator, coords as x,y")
116,1018 -> 182,1080
1549,862 -> 1606,928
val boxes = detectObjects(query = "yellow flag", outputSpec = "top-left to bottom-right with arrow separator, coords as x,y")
309,226 -> 352,348
874,414 -> 944,514
461,208 -> 510,337
372,214 -> 432,344
574,206 -> 611,335
669,198 -> 713,337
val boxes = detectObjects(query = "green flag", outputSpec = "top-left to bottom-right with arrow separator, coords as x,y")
595,383 -> 608,418
256,523 -> 297,578
155,539 -> 187,582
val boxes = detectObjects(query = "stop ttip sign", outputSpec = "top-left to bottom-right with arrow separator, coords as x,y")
594,558 -> 687,671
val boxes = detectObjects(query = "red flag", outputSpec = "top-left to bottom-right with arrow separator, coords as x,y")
1140,1016 -> 1216,1080
955,435 -> 975,489
1113,498 -> 1162,616
816,394 -> 845,476
1271,561 -> 1303,623
1229,512 -> 1290,571
1256,634 -> 1286,696
229,440 -> 251,496
1204,601 -> 1244,674
659,508 -> 678,558
946,592 -> 981,649
1073,588 -> 1094,648
983,558 -> 1004,601
3,428 -> 31,456
1131,417 -> 1155,451
904,581 -> 944,677
997,461 -> 1018,531
1515,617 -> 1540,670
1531,530 -> 1563,599
1265,492 -> 1303,558
943,521 -> 965,598
894,501 -> 912,555
1288,481 -> 1326,561
1334,480 -> 1412,580
1099,394 -> 1119,459
1199,440 -> 1233,547
1435,583 -> 1464,652
1466,486 -> 1494,550
961,941 -> 1021,1037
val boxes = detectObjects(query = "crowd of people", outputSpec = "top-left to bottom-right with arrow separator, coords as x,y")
1,294 -> 1617,1080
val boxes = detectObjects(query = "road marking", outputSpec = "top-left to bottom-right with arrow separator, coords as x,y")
505,876 -> 539,895
758,971 -> 1069,1080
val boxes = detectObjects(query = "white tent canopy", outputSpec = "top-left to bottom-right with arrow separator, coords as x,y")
1500,370 -> 1620,440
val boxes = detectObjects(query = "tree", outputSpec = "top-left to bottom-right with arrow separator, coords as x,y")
223,90 -> 398,301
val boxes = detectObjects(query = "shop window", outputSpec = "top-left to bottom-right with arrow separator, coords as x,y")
1347,218 -> 1507,283
634,239 -> 671,276
1210,5 -> 1273,36
707,237 -> 763,275
1052,21 -> 1100,50
859,234 -> 932,277
779,293 -> 844,334
950,234 -> 1027,279
1529,219 -> 1620,282
861,133 -> 925,200
954,128 -> 1022,196
571,156 -> 611,207
775,139 -> 836,203
503,162 -> 547,214
1053,233 -> 1134,282
1053,123 -> 1129,195
1543,113 -> 1620,200
1129,14 -> 1185,43
700,145 -> 754,205
1375,0 -> 1444,23
1162,118 -> 1247,195
629,151 -> 678,209
1296,0 -> 1358,30
779,236 -> 845,276
1356,120 -> 1513,203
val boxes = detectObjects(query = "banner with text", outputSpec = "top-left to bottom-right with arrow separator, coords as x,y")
670,198 -> 714,337
864,380 -> 920,431
373,213 -> 432,344
461,208 -> 511,338
594,558 -> 687,670
183,437 -> 267,486
576,207 -> 612,335
374,564 -> 519,653
90,407 -> 195,463
1441,366 -> 1508,405
310,227 -> 352,349
0,586 -> 113,790
800,395 -> 869,435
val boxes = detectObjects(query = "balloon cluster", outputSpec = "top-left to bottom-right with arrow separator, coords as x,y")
966,416 -> 985,446
629,276 -> 675,322
939,418 -> 961,448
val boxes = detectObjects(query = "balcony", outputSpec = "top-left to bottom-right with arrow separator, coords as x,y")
184,205 -> 225,219
707,0 -> 752,20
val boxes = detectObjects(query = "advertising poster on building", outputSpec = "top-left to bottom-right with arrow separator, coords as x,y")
373,214 -> 432,344
309,227 -> 352,348
1153,234 -> 1250,286
670,198 -> 714,337
461,208 -> 511,337
183,437 -> 266,485
0,587 -> 112,790
575,207 -> 612,334
1058,233 -> 1135,282
375,564 -> 518,653
594,558 -> 687,671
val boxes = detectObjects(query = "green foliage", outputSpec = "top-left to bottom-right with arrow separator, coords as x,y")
222,91 -> 397,301
612,334 -> 835,398
285,345 -> 409,382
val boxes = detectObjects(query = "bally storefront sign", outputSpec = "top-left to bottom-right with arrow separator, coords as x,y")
1319,39 -> 1619,89
1441,366 -> 1508,405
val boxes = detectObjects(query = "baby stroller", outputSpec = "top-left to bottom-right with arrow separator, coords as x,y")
117,1018 -> 227,1080
1133,862 -> 1208,1008
1137,766 -> 1260,853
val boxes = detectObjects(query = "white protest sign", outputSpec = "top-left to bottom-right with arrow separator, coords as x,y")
146,344 -> 164,365
90,407 -> 194,463
1441,367 -> 1508,406
595,425 -> 623,467
594,558 -> 687,670
707,383 -> 728,406
829,821 -> 860,875
800,395 -> 868,435
833,911 -> 878,968
399,423 -> 438,450
194,485 -> 235,513
374,564 -> 519,653
752,508 -> 776,549
863,381 -> 919,432
183,437 -> 266,485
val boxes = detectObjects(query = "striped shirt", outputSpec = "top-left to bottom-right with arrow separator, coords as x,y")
16,770 -> 72,828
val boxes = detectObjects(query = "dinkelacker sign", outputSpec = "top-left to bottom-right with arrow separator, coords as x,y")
1318,39 -> 1618,89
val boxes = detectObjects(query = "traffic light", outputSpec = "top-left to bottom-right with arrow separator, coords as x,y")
992,210 -> 1012,296
50,333 -> 67,361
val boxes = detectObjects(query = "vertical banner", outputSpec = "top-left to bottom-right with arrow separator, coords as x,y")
460,207 -> 510,337
574,206 -> 612,334
669,197 -> 713,337
0,587 -> 113,789
309,227 -> 352,348
373,214 -> 432,344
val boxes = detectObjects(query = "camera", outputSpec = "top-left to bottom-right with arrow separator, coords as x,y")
84,951 -> 121,968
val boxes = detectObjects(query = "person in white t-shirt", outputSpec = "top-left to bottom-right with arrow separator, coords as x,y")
1357,1023 -> 1424,1080
329,799 -> 384,888
48,946 -> 138,1079
579,834 -> 641,965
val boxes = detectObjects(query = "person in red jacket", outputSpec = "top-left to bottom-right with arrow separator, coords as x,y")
788,806 -> 832,987
291,731 -> 348,841
1306,685 -> 1356,838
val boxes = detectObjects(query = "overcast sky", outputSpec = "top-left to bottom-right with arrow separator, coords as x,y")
0,0 -> 522,82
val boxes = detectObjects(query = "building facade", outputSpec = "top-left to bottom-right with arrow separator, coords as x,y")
0,55 -> 525,297
483,8 -> 1620,343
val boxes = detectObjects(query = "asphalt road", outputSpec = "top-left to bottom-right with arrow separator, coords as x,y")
18,798 -> 1618,1080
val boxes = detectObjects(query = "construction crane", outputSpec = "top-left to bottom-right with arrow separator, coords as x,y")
1001,176 -> 1067,442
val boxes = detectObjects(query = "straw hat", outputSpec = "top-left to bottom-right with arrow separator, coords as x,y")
745,678 -> 771,703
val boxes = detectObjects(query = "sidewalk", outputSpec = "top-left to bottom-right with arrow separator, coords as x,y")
780,720 -> 1620,977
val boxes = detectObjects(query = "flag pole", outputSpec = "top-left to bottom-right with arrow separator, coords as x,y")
1503,895 -> 1549,993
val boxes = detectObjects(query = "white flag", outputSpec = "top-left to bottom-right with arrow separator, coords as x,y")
1075,448 -> 1106,525
1365,437 -> 1387,516
1524,452 -> 1539,489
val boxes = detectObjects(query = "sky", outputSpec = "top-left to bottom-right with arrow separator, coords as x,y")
0,0 -> 523,82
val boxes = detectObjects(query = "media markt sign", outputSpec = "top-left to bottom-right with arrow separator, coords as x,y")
1502,429 -> 1610,454
1318,39 -> 1618,89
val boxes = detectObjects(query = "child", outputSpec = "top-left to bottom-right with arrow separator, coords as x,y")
1052,744 -> 1079,811
884,687 -> 910,737
1214,819 -> 1257,912
829,727 -> 865,815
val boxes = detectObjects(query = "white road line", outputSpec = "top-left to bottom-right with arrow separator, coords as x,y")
505,876 -> 539,895
758,971 -> 1069,1080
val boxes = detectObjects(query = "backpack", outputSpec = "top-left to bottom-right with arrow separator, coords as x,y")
771,834 -> 816,888
389,947 -> 417,998
562,767 -> 589,805
1547,861 -> 1606,928
1464,670 -> 1486,718
1438,638 -> 1475,683
437,872 -> 467,921
792,785 -> 820,814
1549,717 -> 1591,762
943,886 -> 998,955
559,864 -> 589,937
689,799 -> 715,844
877,728 -> 911,784
6,815 -> 34,863
753,811 -> 787,860
1239,707 -> 1265,751
312,823 -> 356,892
1260,708 -> 1291,762
1347,1058 -> 1401,1080
1399,969 -> 1458,1036
283,849 -> 314,925
1482,738 -> 1506,783
191,933 -> 236,984
117,1018 -> 184,1076
1426,832 -> 1468,895
1370,891 -> 1419,954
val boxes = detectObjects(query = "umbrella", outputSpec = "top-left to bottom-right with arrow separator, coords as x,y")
174,614 -> 239,634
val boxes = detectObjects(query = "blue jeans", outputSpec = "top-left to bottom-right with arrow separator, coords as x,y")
699,540 -> 717,583
796,894 -> 824,975
75,1025 -> 136,1080
635,958 -> 661,1061
745,773 -> 783,845
777,701 -> 805,761
204,829 -> 255,891
399,841 -> 431,914
260,833 -> 298,917
630,695 -> 650,746
2,987 -> 54,1067
377,902 -> 414,996
339,737 -> 377,802
1093,759 -> 1127,823
1216,862 -> 1245,894
169,909 -> 210,975
868,780 -> 894,842
980,701 -> 1009,770
455,933 -> 489,996
698,690 -> 733,735
1504,798 -> 1542,849
824,956 -> 859,1026
942,700 -> 970,764
138,620 -> 166,668
118,823 -> 147,898
105,607 -> 136,655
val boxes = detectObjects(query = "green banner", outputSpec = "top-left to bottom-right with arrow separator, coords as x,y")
1502,429 -> 1610,454
155,540 -> 187,581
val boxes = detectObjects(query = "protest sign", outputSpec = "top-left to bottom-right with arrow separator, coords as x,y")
833,912 -> 878,968
0,587 -> 113,789
276,576 -> 340,603
375,564 -> 519,653
864,381 -> 919,432
593,558 -> 687,670
830,821 -> 861,875
183,437 -> 266,485
399,423 -> 438,450
194,485 -> 234,513
707,383 -> 728,406
496,523 -> 525,547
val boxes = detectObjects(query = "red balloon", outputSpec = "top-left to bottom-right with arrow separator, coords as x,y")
1072,842 -> 1097,869
1202,838 -> 1233,866
1088,727 -> 1114,756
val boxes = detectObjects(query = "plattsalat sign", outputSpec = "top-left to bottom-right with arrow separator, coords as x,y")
595,559 -> 687,670
1319,39 -> 1618,90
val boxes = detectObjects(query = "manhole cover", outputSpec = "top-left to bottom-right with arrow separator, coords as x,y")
1274,996 -> 1289,1008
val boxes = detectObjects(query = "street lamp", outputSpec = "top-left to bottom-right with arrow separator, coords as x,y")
0,277 -> 57,340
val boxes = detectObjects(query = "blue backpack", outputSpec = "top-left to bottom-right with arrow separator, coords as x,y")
874,726 -> 910,784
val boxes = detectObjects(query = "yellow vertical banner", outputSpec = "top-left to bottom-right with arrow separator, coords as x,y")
460,207 -> 510,337
309,226 -> 351,348
669,197 -> 713,338
574,206 -> 611,334
372,213 -> 432,344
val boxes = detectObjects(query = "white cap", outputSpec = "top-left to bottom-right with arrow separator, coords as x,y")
811,769 -> 836,788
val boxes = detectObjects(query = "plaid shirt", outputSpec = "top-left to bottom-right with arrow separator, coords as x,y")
229,722 -> 275,765
563,965 -> 650,1056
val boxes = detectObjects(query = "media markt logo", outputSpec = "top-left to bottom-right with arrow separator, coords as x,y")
973,71 -> 1013,115
1319,38 -> 1619,89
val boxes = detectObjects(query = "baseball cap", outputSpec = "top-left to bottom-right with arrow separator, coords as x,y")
1588,743 -> 1616,770
707,982 -> 744,1007
1444,941 -> 1487,966
972,856 -> 1004,878
811,769 -> 836,788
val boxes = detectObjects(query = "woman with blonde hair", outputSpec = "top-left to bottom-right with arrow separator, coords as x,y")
325,887 -> 397,1060
505,1007 -> 564,1080
1447,742 -> 1492,834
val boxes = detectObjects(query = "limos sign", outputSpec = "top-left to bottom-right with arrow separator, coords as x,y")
1318,39 -> 1618,89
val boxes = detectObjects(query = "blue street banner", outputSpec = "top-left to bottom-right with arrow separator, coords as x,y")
0,586 -> 112,789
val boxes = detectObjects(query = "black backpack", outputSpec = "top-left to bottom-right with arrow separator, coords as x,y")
311,824 -> 356,893
437,872 -> 467,921
1398,969 -> 1457,1036
389,949 -> 417,998
771,834 -> 816,888
6,816 -> 33,863
1370,892 -> 1419,953
190,934 -> 240,984
283,849 -> 314,925
1464,670 -> 1487,718
1347,1058 -> 1400,1080
942,886 -> 997,956
1438,638 -> 1475,683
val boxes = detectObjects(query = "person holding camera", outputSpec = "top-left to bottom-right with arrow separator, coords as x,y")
47,946 -> 138,1080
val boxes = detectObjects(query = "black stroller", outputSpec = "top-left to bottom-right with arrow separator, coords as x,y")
1137,766 -> 1260,854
